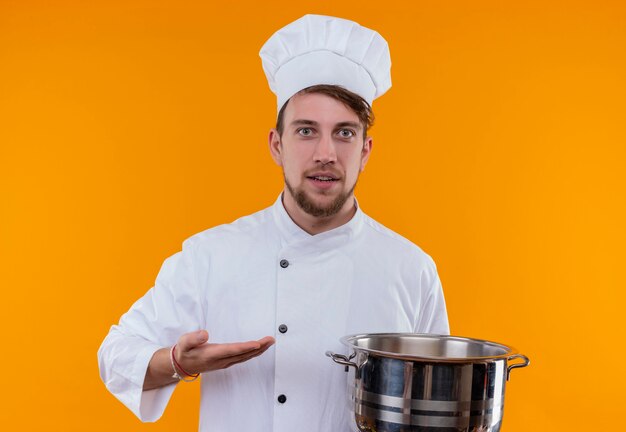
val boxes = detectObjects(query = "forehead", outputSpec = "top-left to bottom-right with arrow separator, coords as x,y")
283,92 -> 360,127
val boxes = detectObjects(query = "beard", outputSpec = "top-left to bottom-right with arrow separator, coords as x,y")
284,173 -> 358,218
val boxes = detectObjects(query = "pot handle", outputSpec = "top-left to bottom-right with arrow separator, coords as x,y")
325,351 -> 358,370
506,354 -> 530,381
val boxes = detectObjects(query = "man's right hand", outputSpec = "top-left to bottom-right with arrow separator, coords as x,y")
143,330 -> 275,391
175,330 -> 275,375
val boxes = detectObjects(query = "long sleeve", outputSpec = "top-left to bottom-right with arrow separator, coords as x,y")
414,256 -> 450,335
97,241 -> 206,421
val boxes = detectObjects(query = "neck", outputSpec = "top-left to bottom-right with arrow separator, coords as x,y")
281,190 -> 357,235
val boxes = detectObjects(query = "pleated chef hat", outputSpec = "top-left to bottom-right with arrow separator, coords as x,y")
259,14 -> 392,112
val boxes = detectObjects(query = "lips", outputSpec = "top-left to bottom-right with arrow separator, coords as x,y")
306,171 -> 341,182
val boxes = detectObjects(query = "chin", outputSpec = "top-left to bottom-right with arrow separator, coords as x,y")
298,190 -> 352,218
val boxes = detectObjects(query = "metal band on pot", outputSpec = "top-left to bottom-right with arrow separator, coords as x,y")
350,385 -> 502,412
355,403 -> 501,428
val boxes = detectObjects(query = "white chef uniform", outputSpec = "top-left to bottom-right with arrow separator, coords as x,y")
98,195 -> 449,431
99,14 -> 449,431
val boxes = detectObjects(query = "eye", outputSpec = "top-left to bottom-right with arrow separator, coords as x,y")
338,129 -> 355,138
297,128 -> 313,136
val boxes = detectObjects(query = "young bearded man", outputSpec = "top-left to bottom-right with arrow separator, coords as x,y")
98,14 -> 449,431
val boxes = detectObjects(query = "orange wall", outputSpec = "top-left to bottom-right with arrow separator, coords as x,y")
1,1 -> 624,430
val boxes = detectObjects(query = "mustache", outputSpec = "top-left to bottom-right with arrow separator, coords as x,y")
303,168 -> 343,178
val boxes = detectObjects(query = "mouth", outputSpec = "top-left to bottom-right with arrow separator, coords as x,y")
304,172 -> 341,191
306,172 -> 341,183
307,175 -> 338,182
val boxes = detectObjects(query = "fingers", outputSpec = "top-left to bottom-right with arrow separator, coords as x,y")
220,339 -> 275,369
207,339 -> 267,358
176,334 -> 275,374
222,336 -> 275,356
258,336 -> 276,347
178,329 -> 209,352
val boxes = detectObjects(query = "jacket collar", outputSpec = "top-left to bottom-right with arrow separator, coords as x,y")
271,192 -> 364,252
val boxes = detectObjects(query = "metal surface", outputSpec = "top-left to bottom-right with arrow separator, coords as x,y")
341,333 -> 518,362
506,354 -> 530,380
326,351 -> 358,369
328,334 -> 529,432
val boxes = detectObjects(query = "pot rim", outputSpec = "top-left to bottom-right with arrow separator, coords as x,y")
340,333 -> 520,362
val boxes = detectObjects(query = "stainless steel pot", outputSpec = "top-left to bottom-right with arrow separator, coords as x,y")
327,333 -> 529,432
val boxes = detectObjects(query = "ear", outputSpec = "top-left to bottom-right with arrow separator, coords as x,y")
360,136 -> 373,172
268,128 -> 283,166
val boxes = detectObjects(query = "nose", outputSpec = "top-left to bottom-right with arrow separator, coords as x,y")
313,133 -> 337,165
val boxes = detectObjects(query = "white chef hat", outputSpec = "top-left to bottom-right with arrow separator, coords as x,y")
259,14 -> 392,112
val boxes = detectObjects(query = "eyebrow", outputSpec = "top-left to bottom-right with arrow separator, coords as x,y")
289,119 -> 361,129
290,119 -> 319,127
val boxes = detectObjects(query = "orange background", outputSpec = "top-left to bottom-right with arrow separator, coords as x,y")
1,0 -> 625,430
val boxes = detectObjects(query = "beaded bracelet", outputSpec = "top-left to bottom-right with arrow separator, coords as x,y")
170,344 -> 200,382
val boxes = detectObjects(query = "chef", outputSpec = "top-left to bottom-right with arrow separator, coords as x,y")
98,14 -> 449,431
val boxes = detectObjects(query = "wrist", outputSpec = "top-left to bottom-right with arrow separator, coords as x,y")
170,344 -> 200,382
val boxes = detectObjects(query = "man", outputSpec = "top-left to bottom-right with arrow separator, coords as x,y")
98,14 -> 449,431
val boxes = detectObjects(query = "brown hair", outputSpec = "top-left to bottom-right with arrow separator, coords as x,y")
275,84 -> 375,139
